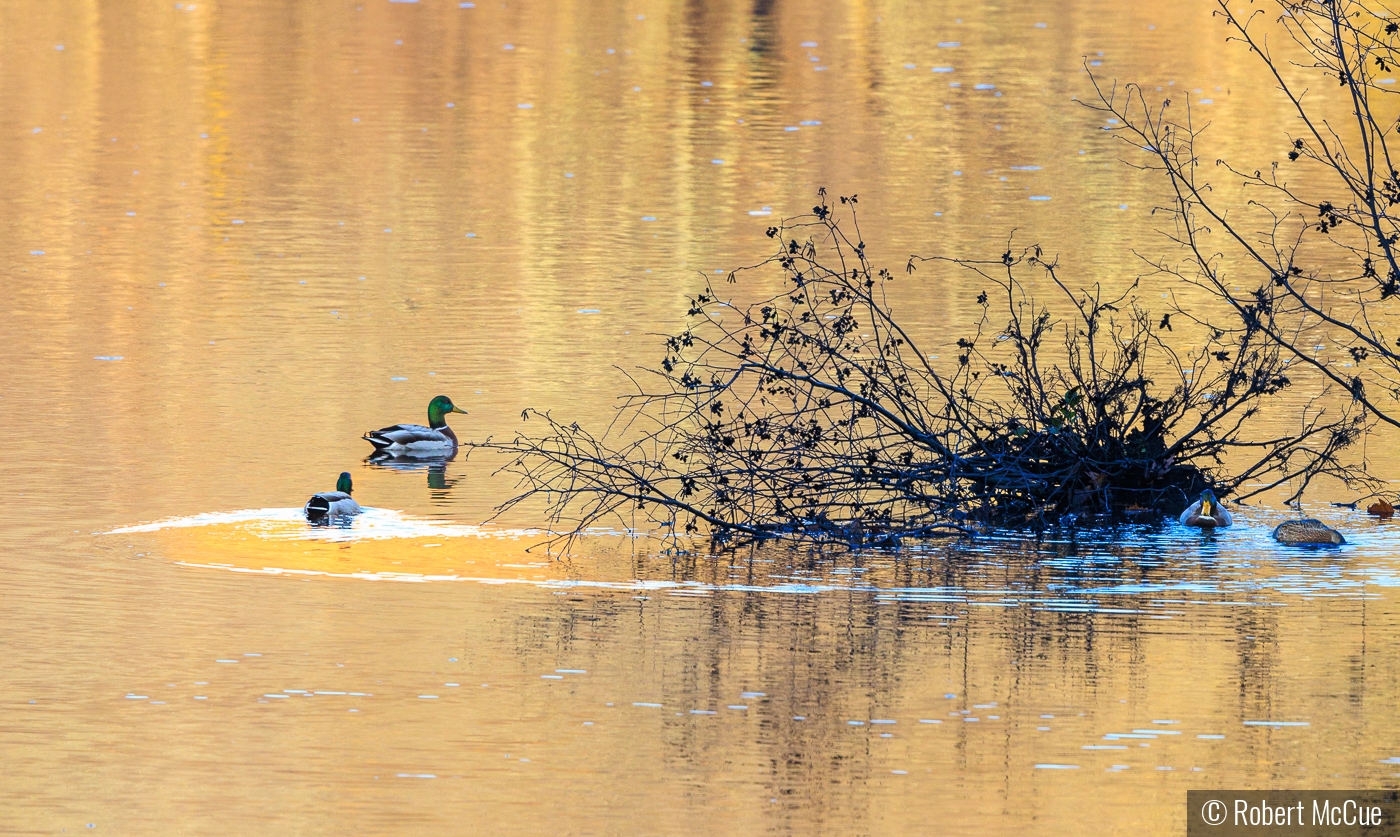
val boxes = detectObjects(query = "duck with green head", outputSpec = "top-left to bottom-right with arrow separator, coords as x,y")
305,471 -> 362,521
1179,489 -> 1233,528
364,395 -> 468,455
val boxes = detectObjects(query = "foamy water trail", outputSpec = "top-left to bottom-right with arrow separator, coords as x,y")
107,504 -> 1400,597
106,507 -> 539,542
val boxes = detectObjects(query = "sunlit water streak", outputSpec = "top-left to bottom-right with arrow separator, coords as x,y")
109,504 -> 1400,607
107,506 -> 536,541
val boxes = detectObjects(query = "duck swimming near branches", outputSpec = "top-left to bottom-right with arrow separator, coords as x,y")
364,395 -> 468,455
1179,489 -> 1233,529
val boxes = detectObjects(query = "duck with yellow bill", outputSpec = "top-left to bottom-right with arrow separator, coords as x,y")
364,395 -> 468,455
1179,489 -> 1233,529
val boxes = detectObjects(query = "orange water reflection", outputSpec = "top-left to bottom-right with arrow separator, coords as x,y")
3,0 -> 1400,833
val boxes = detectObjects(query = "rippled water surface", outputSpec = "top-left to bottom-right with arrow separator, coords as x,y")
3,0 -> 1400,834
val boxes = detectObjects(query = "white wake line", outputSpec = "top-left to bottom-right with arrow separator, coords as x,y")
169,559 -> 1400,601
170,560 -> 985,593
167,561 -> 1306,599
106,507 -> 541,541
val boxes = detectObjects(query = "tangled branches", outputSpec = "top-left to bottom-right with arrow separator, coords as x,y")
1092,0 -> 1400,434
479,193 -> 1366,549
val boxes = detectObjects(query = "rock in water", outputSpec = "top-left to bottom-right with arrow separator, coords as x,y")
1272,519 -> 1345,545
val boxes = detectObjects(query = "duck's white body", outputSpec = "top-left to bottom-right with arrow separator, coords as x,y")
363,423 -> 459,455
305,491 -> 362,518
1179,498 -> 1233,528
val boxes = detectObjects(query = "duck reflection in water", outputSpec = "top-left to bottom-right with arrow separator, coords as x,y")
365,448 -> 461,497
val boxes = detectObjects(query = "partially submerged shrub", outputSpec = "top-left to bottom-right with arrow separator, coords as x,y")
482,194 -> 1366,548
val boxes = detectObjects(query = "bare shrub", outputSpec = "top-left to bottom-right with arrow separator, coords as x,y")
478,193 -> 1365,548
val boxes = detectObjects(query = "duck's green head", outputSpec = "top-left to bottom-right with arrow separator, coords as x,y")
337,472 -> 354,494
427,394 -> 467,429
1200,489 -> 1218,517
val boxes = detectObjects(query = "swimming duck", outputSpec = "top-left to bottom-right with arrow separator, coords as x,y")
364,395 -> 467,455
305,471 -> 362,521
1179,489 -> 1233,528
1273,518 -> 1345,545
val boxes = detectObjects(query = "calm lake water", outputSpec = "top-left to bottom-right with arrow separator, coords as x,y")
3,0 -> 1400,834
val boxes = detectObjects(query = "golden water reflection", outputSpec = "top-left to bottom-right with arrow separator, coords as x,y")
3,0 -> 1400,833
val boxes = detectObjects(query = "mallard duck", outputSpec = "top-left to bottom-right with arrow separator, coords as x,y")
1273,519 -> 1345,545
1179,489 -> 1233,528
305,471 -> 362,521
364,395 -> 467,455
